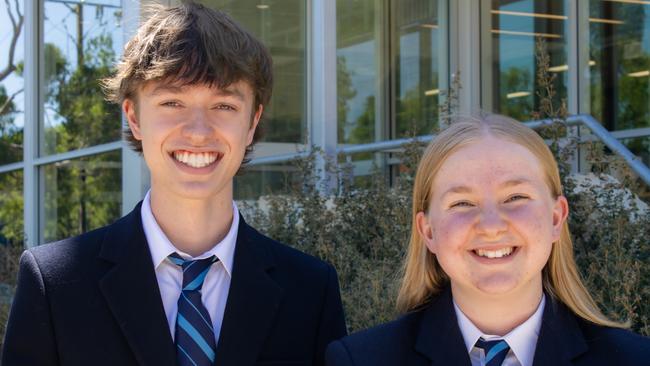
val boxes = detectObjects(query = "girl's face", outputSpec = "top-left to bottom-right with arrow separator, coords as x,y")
416,136 -> 568,301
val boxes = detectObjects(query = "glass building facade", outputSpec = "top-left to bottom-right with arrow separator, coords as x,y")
0,0 -> 649,247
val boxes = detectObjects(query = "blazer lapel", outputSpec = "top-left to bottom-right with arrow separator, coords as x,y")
414,288 -> 472,366
214,217 -> 283,366
98,203 -> 176,366
533,296 -> 588,366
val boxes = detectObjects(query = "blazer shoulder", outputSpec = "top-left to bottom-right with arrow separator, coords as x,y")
328,310 -> 423,364
25,223 -> 113,283
31,223 -> 107,258
579,321 -> 650,360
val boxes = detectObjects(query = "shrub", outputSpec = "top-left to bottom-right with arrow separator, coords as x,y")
567,170 -> 650,335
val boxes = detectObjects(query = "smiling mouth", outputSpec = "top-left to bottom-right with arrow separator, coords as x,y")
172,151 -> 222,168
472,247 -> 516,259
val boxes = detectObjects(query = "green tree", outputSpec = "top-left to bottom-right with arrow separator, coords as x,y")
337,56 -> 358,143
498,67 -> 533,122
42,33 -> 121,242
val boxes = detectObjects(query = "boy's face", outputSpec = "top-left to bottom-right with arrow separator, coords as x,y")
123,80 -> 262,202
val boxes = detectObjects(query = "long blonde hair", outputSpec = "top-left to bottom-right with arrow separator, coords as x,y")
396,114 -> 624,328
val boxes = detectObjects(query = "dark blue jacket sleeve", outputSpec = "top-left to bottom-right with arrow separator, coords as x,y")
1,250 -> 60,366
325,339 -> 355,366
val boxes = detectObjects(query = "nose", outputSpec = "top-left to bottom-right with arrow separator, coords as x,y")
475,204 -> 508,237
181,108 -> 214,144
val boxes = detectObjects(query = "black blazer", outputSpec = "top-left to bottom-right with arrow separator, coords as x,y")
326,287 -> 650,366
2,202 -> 347,366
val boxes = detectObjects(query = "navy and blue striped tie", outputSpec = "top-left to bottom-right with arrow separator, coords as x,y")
475,338 -> 510,366
169,253 -> 219,366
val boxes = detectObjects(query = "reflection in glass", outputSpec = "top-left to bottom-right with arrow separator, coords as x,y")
43,0 -> 122,155
590,0 -> 650,132
337,0 -> 379,144
0,0 -> 25,165
234,163 -> 297,200
0,170 -> 23,245
394,1 -> 442,137
201,0 -> 306,143
483,0 -> 567,121
337,0 -> 443,143
43,150 -> 121,243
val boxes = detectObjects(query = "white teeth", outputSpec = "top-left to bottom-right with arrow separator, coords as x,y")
475,247 -> 514,259
173,151 -> 218,168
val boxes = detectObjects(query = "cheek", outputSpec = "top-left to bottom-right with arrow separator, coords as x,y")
508,205 -> 553,237
214,119 -> 252,143
431,213 -> 474,251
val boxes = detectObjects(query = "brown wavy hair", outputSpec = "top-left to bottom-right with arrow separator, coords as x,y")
102,1 -> 273,163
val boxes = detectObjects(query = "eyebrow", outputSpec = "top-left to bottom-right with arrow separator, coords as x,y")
215,87 -> 246,102
440,178 -> 535,198
148,85 -> 185,96
148,85 -> 247,102
500,178 -> 535,188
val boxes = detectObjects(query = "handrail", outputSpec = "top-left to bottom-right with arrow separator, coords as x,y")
527,114 -> 650,186
248,114 -> 650,186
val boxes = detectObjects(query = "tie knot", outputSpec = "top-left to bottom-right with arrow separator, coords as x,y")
475,338 -> 510,366
168,253 -> 219,291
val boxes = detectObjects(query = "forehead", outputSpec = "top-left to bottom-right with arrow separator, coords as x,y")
433,136 -> 547,191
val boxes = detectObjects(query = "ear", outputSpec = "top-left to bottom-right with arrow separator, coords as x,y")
551,195 -> 569,242
416,211 -> 437,254
246,104 -> 263,146
123,99 -> 142,141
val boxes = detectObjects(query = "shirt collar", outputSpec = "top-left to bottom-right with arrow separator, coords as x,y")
453,294 -> 546,366
141,190 -> 238,277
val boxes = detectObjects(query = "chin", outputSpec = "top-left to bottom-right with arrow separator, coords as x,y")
473,276 -> 521,296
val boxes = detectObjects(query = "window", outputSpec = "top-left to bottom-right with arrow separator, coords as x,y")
43,150 -> 121,243
0,0 -> 25,165
0,170 -> 23,245
337,0 -> 446,144
589,0 -> 650,132
481,0 -> 568,121
42,0 -> 122,155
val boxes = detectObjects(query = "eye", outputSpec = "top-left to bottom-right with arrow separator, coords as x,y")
450,201 -> 475,209
213,104 -> 237,111
160,101 -> 182,108
504,194 -> 529,203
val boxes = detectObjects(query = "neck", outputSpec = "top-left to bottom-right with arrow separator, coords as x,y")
149,187 -> 234,257
452,280 -> 543,336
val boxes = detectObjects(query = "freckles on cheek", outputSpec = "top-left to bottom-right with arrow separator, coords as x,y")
512,207 -> 548,236
434,216 -> 466,243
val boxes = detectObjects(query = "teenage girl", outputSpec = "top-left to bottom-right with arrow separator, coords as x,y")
326,114 -> 650,366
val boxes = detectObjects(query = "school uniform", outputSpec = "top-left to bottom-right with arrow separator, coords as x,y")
326,286 -> 650,366
2,199 -> 347,366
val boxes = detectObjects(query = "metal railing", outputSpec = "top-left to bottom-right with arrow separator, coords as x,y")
249,114 -> 650,186
530,114 -> 650,186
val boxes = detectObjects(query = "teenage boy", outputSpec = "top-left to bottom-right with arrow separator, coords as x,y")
2,2 -> 346,365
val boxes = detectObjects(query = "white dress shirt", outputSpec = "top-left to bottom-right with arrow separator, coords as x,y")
453,295 -> 546,366
140,190 -> 238,345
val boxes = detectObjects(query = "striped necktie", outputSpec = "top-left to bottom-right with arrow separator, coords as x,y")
169,253 -> 219,366
475,338 -> 511,366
